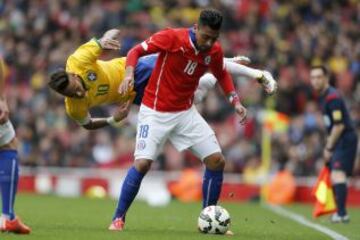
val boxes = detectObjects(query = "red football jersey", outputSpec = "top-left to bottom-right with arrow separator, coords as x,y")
129,28 -> 235,112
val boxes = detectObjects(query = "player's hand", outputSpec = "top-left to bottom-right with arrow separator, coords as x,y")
323,148 -> 333,166
0,98 -> 9,124
99,29 -> 121,50
113,100 -> 131,122
258,71 -> 277,95
234,102 -> 247,125
119,67 -> 134,95
230,55 -> 251,65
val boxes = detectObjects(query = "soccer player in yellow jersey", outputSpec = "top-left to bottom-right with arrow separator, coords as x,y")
49,29 -> 277,130
48,29 -> 134,130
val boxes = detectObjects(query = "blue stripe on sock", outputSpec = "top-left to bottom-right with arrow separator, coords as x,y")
9,158 -> 17,219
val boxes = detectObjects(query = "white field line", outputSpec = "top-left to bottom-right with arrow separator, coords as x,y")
264,204 -> 349,240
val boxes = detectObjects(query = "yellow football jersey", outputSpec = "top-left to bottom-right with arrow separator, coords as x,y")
65,39 -> 134,124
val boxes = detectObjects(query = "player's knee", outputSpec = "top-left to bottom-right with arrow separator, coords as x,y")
134,159 -> 152,174
331,170 -> 347,184
204,153 -> 225,171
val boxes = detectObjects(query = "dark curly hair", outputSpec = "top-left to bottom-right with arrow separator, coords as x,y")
198,9 -> 223,31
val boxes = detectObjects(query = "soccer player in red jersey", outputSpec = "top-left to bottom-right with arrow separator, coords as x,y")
110,9 -> 247,233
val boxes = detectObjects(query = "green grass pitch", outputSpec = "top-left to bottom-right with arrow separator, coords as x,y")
1,194 -> 359,240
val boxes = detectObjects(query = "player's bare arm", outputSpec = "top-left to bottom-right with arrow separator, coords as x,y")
119,41 -> 155,95
120,66 -> 135,95
82,100 -> 131,130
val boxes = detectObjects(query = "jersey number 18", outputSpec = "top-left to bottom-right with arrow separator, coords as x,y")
184,60 -> 198,75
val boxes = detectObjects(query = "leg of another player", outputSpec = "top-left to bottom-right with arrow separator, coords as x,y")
110,159 -> 152,230
0,150 -> 18,221
331,170 -> 349,222
0,140 -> 31,234
194,73 -> 217,104
202,152 -> 225,209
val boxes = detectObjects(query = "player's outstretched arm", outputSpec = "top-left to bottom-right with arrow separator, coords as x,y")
69,29 -> 121,67
210,53 -> 247,124
119,28 -> 175,95
80,100 -> 131,130
0,57 -> 9,124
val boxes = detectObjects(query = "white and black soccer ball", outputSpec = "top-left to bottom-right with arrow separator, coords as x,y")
198,205 -> 231,234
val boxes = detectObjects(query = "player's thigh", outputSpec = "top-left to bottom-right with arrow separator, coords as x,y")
190,135 -> 222,161
134,105 -> 174,161
169,106 -> 221,159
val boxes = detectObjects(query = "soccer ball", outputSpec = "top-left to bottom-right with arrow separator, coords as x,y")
198,205 -> 231,234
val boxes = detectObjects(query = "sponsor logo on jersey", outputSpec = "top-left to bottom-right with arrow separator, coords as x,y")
204,56 -> 211,65
87,71 -> 97,81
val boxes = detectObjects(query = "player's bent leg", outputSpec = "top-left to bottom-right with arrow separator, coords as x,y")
110,159 -> 153,231
189,135 -> 225,208
330,170 -> 349,223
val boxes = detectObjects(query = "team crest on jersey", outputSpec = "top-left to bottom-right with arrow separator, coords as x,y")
204,56 -> 211,65
87,71 -> 97,81
137,140 -> 146,150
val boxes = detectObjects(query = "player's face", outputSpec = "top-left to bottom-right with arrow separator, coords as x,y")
62,74 -> 86,98
310,68 -> 328,93
195,24 -> 219,52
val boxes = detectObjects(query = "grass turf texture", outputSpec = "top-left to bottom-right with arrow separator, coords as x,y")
1,194 -> 359,240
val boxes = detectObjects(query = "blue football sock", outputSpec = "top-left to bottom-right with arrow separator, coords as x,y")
202,168 -> 223,209
0,150 -> 19,220
333,183 -> 347,216
113,166 -> 145,220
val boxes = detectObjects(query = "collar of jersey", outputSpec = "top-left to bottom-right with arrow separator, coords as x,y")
188,28 -> 200,55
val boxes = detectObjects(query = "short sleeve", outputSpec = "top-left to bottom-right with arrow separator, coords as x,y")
66,39 -> 102,72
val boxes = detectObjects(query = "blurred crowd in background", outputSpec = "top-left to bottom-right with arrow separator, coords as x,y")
0,0 -> 359,178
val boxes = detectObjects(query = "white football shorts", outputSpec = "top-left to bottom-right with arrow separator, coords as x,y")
134,104 -> 221,161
